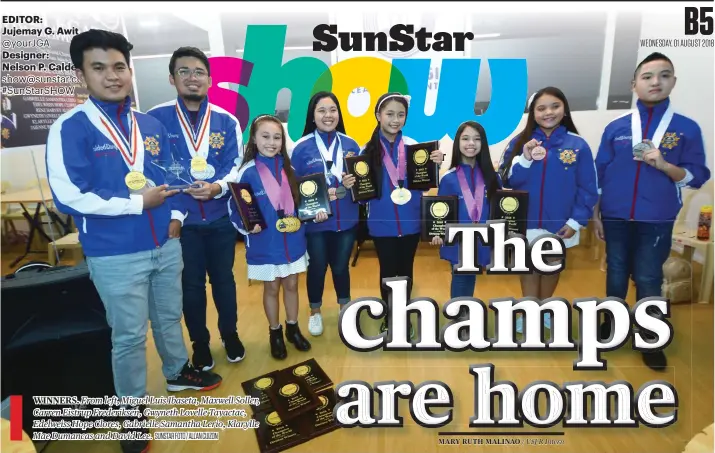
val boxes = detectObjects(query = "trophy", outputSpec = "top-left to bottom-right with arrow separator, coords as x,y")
293,388 -> 340,438
344,154 -> 378,202
229,182 -> 267,231
296,173 -> 332,222
421,196 -> 458,242
253,409 -> 307,453
489,189 -> 529,237
148,157 -> 201,192
406,141 -> 440,190
241,371 -> 280,414
286,359 -> 333,394
265,367 -> 321,422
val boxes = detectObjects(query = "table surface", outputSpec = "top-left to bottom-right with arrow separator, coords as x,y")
672,230 -> 714,247
0,187 -> 53,205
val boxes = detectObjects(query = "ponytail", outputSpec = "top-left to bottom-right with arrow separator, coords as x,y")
362,125 -> 384,199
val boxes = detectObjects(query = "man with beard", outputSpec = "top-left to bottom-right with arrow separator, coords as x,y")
46,30 -> 223,453
147,47 -> 245,371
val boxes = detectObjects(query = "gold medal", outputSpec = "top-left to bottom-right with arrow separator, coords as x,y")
276,216 -> 301,233
191,157 -> 208,172
125,171 -> 147,191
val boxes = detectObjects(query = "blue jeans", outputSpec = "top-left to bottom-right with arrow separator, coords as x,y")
86,238 -> 188,398
450,265 -> 477,299
180,215 -> 238,343
602,218 -> 674,301
306,226 -> 357,309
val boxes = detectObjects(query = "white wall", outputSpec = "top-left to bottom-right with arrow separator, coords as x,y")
1,145 -> 46,191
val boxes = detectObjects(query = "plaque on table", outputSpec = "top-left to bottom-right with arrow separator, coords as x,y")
345,154 -> 377,202
421,196 -> 458,242
241,371 -> 279,414
406,141 -> 440,190
294,388 -> 341,438
489,189 -> 529,237
296,172 -> 332,222
253,409 -> 307,453
229,182 -> 267,231
266,367 -> 321,422
287,359 -> 333,394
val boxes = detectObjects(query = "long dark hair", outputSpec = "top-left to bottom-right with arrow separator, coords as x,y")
302,91 -> 347,136
241,114 -> 300,207
449,121 -> 500,200
362,92 -> 410,199
501,87 -> 579,182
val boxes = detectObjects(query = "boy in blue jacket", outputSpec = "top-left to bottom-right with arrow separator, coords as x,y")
592,52 -> 711,371
46,29 -> 222,453
147,47 -> 245,372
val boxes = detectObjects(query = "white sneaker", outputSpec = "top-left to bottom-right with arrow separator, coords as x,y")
308,313 -> 323,336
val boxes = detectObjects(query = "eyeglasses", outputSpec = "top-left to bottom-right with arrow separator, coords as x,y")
176,68 -> 208,79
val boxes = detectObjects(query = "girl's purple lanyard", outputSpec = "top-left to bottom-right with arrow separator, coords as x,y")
380,138 -> 405,189
457,166 -> 484,222
255,159 -> 295,217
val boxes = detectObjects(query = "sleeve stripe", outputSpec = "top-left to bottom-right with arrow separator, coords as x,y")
46,110 -> 143,217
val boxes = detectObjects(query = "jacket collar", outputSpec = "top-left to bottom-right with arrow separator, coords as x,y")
256,152 -> 282,168
378,129 -> 403,151
176,96 -> 210,121
315,128 -> 337,147
533,124 -> 568,142
89,95 -> 132,118
636,97 -> 670,118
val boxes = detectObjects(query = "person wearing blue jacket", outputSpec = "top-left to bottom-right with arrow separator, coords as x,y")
343,92 -> 444,337
290,91 -> 361,336
147,46 -> 245,373
498,86 -> 599,334
431,121 -> 502,307
45,29 -> 221,453
229,114 -> 315,360
592,52 -> 711,371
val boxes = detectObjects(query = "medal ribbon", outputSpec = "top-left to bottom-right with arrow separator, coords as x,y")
88,98 -> 144,173
176,102 -> 211,159
380,138 -> 405,189
255,159 -> 295,216
315,132 -> 343,186
457,166 -> 485,222
631,102 -> 674,149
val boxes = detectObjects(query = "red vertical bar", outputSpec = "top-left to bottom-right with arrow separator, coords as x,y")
10,395 -> 22,441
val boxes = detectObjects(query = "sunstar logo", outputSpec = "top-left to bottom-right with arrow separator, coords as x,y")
615,135 -> 632,141
207,25 -> 528,147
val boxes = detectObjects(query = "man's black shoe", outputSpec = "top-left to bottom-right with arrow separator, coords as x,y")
120,405 -> 150,453
166,361 -> 222,392
191,342 -> 214,371
222,333 -> 246,363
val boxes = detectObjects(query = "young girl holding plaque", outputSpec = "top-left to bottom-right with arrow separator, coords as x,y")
228,114 -> 313,360
431,121 -> 501,304
290,92 -> 362,336
497,87 -> 599,333
343,92 -> 443,337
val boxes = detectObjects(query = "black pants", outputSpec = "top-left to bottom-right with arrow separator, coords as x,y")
180,215 -> 238,344
372,234 -> 420,303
